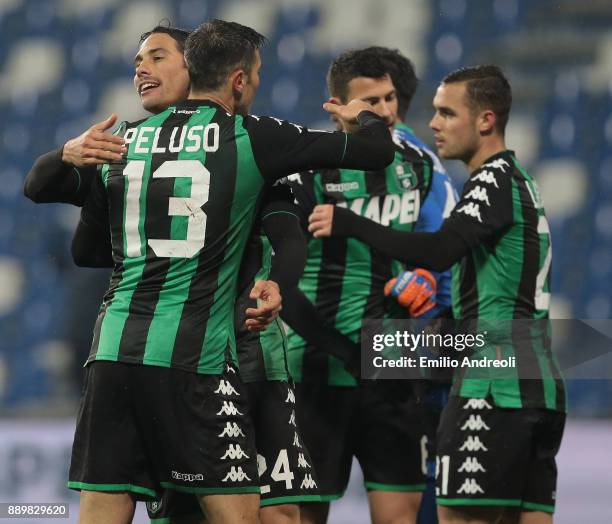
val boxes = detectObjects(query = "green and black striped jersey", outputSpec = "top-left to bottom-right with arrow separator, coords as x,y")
443,151 -> 565,411
76,100 -> 393,375
287,142 -> 433,385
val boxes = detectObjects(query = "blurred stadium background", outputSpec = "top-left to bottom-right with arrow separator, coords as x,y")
0,0 -> 610,522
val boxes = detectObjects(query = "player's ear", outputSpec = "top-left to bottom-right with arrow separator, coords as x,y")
231,69 -> 246,95
478,109 -> 496,136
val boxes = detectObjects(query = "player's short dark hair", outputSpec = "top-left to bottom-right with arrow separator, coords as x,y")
327,47 -> 418,112
139,21 -> 191,53
185,19 -> 266,92
360,47 -> 418,119
442,65 -> 512,134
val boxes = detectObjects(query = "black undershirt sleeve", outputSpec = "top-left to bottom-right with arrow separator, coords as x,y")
246,110 -> 394,182
24,147 -> 96,206
260,188 -> 308,291
71,174 -> 113,268
280,287 -> 360,376
331,206 -> 471,272
329,162 -> 516,272
265,182 -> 360,374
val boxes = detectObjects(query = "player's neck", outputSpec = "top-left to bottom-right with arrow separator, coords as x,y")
188,90 -> 234,114
467,136 -> 506,174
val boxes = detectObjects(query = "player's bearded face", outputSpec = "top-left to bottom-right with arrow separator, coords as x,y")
429,82 -> 480,162
343,74 -> 398,129
133,33 -> 191,114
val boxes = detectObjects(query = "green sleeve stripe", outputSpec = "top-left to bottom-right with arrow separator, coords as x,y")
72,168 -> 82,192
340,133 -> 348,163
261,210 -> 299,220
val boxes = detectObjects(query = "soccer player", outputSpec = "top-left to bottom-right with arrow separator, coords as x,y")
308,65 -> 565,524
282,48 -> 445,524
64,18 -> 394,524
141,183 -> 321,524
368,46 -> 458,524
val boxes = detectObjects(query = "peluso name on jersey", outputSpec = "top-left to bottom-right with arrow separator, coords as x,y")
123,124 -> 220,154
336,191 -> 420,226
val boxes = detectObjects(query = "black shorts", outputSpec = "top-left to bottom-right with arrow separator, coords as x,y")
248,380 -> 320,506
296,380 -> 427,500
147,380 -> 319,521
436,396 -> 565,513
69,361 -> 259,500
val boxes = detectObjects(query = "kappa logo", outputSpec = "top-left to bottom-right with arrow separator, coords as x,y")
172,470 -> 204,482
288,410 -> 296,427
300,474 -> 317,489
222,466 -> 251,483
463,399 -> 493,410
172,108 -> 200,115
458,457 -> 486,473
459,435 -> 488,452
457,478 -> 484,495
215,380 -> 239,396
217,401 -> 243,416
286,389 -> 296,404
481,158 -> 510,172
225,364 -> 237,373
461,415 -> 490,432
325,181 -> 360,193
221,444 -> 249,460
219,422 -> 246,438
456,202 -> 482,223
292,431 -> 302,448
464,185 -> 491,206
297,453 -> 310,469
472,170 -> 499,188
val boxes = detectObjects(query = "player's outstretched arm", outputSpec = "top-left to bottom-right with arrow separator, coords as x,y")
280,287 -> 361,377
308,204 -> 469,273
262,212 -> 307,291
24,115 -> 125,206
71,175 -> 113,268
245,107 -> 394,182
24,149 -> 95,206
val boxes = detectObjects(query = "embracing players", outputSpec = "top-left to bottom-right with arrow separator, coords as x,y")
26,19 -> 395,524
